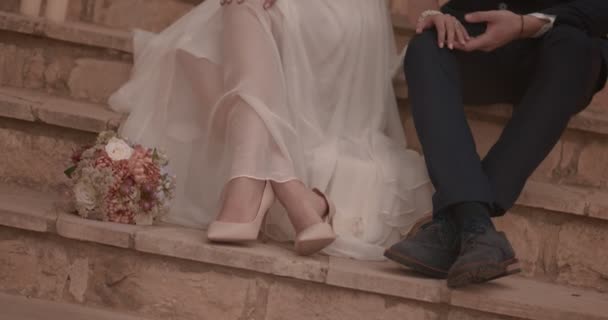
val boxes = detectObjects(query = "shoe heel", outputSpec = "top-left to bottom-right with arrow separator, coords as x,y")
207,181 -> 275,243
293,188 -> 337,256
295,223 -> 336,256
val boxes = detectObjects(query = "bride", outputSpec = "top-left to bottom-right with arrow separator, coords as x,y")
109,0 -> 432,260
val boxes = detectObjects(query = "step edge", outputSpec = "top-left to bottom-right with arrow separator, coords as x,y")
0,12 -> 410,55
2,11 -> 606,137
0,11 -> 132,53
1,185 -> 608,320
0,86 -> 124,133
3,81 -> 606,139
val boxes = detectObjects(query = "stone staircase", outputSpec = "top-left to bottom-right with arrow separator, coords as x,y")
0,292 -> 150,320
1,1 -> 608,319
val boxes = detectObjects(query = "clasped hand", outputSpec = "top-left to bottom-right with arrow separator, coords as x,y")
417,10 -> 525,52
220,0 -> 276,9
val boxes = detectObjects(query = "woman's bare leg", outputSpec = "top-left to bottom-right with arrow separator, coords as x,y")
214,1 -> 329,229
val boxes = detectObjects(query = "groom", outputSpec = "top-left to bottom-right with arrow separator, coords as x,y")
386,0 -> 608,287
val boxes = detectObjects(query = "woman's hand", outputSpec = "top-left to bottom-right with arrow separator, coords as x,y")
417,13 -> 470,50
220,0 -> 277,9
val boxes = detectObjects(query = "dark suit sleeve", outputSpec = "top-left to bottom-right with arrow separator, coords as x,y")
541,0 -> 608,37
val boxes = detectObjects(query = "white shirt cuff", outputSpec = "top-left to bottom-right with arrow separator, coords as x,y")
528,13 -> 556,38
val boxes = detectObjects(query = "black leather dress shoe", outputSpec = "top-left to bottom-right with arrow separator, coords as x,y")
384,217 -> 460,279
447,227 -> 521,288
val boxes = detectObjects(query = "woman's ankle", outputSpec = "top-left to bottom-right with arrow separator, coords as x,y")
271,180 -> 326,233
216,178 -> 266,223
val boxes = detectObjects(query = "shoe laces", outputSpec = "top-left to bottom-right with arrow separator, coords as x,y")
423,217 -> 458,246
461,227 -> 488,251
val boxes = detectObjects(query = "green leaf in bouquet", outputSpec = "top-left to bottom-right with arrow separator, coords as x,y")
64,165 -> 77,178
96,131 -> 118,145
152,148 -> 160,162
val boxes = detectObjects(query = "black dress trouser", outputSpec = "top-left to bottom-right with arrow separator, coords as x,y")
405,20 -> 606,217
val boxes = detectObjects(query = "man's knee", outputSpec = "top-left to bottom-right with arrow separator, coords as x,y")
404,31 -> 443,67
404,30 -> 456,79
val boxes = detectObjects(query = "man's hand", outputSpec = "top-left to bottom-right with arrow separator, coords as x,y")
220,0 -> 277,9
417,13 -> 470,50
462,11 -> 548,52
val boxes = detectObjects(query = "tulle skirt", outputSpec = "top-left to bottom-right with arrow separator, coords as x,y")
109,0 -> 433,260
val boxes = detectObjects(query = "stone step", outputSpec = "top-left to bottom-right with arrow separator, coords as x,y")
1,84 -> 608,224
1,3 -> 607,293
3,11 -> 607,138
0,11 -> 132,52
0,87 -> 106,191
1,185 -> 608,320
494,205 -> 608,292
4,1 -> 408,36
0,12 -> 132,105
0,0 -> 200,33
0,292 -> 149,320
0,86 -> 123,132
66,0 -> 200,33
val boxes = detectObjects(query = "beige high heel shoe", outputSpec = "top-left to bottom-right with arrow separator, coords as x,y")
207,181 -> 275,242
294,188 -> 337,256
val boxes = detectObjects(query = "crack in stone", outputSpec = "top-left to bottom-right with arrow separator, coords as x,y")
105,272 -> 135,287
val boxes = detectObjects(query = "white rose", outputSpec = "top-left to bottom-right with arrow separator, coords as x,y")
74,182 -> 97,212
105,137 -> 134,161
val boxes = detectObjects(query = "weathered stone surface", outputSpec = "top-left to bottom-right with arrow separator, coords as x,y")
68,0 -> 196,33
0,229 -> 70,300
4,225 -> 608,319
451,276 -> 608,320
0,227 -> 261,320
575,137 -> 608,188
93,258 -> 260,320
68,258 -> 90,303
0,94 -> 36,121
264,280 -> 441,320
56,212 -> 140,249
496,205 -> 608,292
1,292 -> 150,320
0,24 -> 131,103
0,1 -> 18,13
134,225 -> 329,283
327,257 -> 446,303
0,117 -> 95,191
0,86 -> 124,132
447,309 -> 518,320
68,58 -> 131,103
0,184 -> 58,232
494,208 -> 561,280
556,219 -> 608,292
0,12 -> 133,52
517,181 -> 589,219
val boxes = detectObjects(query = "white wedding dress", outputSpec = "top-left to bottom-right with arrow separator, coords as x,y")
109,0 -> 433,260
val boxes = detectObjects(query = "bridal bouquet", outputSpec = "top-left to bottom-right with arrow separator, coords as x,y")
64,131 -> 176,225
